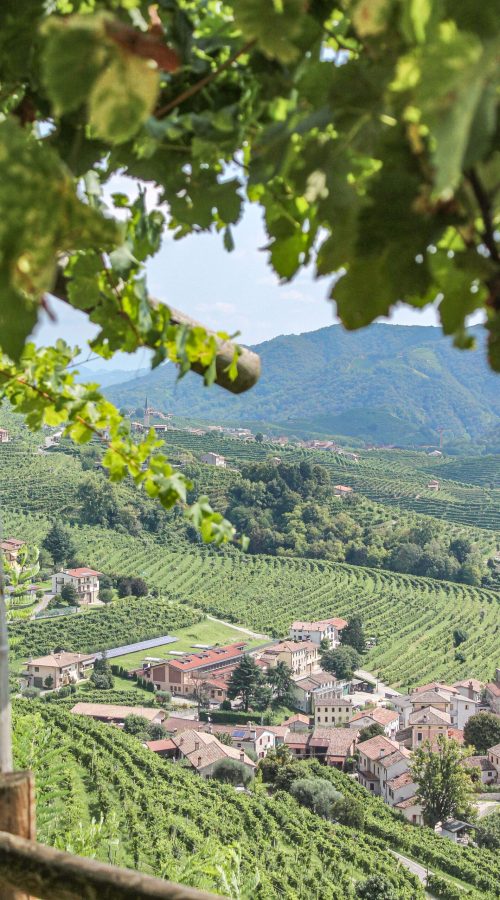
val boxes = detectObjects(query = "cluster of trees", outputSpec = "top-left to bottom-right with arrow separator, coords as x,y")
90,655 -> 114,691
319,616 -> 365,679
123,714 -> 166,742
76,474 -> 174,537
226,656 -> 294,712
225,463 -> 484,584
259,748 -> 366,829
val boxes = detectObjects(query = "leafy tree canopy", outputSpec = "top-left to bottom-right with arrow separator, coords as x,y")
358,722 -> 386,743
0,0 -> 499,543
463,712 -> 500,755
410,735 -> 476,828
340,615 -> 366,654
321,645 -> 360,680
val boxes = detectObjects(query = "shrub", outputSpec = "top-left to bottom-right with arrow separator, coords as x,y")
211,758 -> 253,786
426,873 -> 462,900
290,777 -> 341,819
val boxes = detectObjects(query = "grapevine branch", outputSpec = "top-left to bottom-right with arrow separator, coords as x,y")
465,168 -> 500,265
155,40 -> 255,119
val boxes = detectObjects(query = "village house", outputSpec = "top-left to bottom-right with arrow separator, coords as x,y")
51,568 -> 102,604
314,698 -> 354,727
284,726 -> 357,768
309,727 -> 357,767
462,755 -> 497,785
24,651 -> 96,689
484,679 -> 500,714
0,537 -> 25,563
487,742 -> 500,781
407,707 -> 451,749
217,725 -> 276,759
169,730 -> 256,778
356,734 -> 423,821
200,452 -> 227,467
292,672 -> 348,713
334,485 -> 353,497
282,714 -> 311,732
410,683 -> 478,730
453,678 -> 484,703
357,735 -> 410,794
143,642 -> 249,696
289,617 -> 347,648
350,706 -> 400,739
427,479 -> 440,491
0,427 -> 9,442
71,702 -> 167,727
260,640 -> 320,677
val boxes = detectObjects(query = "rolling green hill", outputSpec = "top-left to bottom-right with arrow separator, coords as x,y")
13,702 -> 500,899
106,324 -> 500,448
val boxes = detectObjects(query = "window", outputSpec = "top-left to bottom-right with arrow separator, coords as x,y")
417,732 -> 423,742
34,667 -> 39,672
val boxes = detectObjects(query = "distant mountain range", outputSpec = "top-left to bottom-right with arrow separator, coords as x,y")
105,324 -> 499,448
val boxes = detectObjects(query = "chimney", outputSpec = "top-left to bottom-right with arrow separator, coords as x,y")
194,740 -> 200,751
240,751 -> 245,762
197,755 -> 202,767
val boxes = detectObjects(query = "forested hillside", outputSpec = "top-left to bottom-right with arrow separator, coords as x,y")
107,324 -> 500,448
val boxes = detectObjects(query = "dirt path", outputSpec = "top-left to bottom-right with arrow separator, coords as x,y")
206,614 -> 269,641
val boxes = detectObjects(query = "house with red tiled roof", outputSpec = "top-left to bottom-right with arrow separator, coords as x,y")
143,642 -> 249,697
292,672 -> 348,713
260,640 -> 319,677
308,727 -> 357,767
350,706 -> 399,738
170,730 -> 256,778
487,742 -> 500,781
411,682 -> 480,730
282,713 -> 311,732
485,681 -> 500,714
356,734 -> 421,821
462,754 -> 497,785
24,651 -> 96,689
289,617 -> 347,649
51,568 -> 102,604
453,678 -> 484,702
1,537 -> 25,563
408,706 -> 451,749
71,702 -> 167,726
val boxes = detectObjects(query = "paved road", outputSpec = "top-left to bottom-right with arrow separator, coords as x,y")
354,668 -> 402,699
476,799 -> 500,818
392,852 -> 434,897
30,593 -> 53,619
206,614 -> 269,641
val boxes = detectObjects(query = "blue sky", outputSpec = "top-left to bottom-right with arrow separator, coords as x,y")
36,179 -> 444,371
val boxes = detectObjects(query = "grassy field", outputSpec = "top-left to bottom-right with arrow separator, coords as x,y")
110,618 -> 266,670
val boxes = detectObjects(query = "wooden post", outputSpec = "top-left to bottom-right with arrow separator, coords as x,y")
0,772 -> 36,900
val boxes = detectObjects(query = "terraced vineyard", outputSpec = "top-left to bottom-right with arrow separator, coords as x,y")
12,701 -> 423,899
164,431 -> 500,530
22,524 -> 496,688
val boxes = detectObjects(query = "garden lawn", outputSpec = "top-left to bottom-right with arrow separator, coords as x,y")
110,618 -> 266,671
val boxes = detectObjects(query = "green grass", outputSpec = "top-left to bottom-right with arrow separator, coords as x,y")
111,618 -> 266,670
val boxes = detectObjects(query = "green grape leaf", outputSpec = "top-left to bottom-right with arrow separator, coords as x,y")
0,118 -> 118,359
41,16 -> 109,115
89,53 -> 160,144
233,0 -> 309,63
